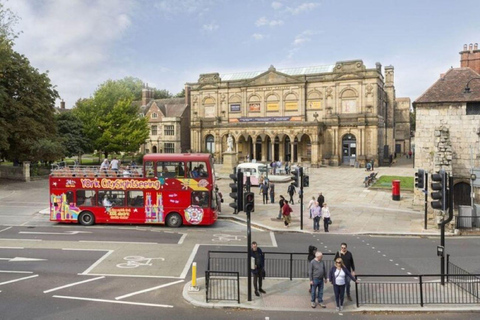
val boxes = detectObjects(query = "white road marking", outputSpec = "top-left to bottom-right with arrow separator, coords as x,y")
19,231 -> 92,235
81,273 -> 182,279
53,295 -> 173,308
0,239 -> 41,242
0,270 -> 33,274
115,279 -> 184,300
81,250 -> 114,275
180,244 -> 200,279
270,232 -> 277,247
79,241 -> 157,245
0,227 -> 12,233
178,233 -> 187,245
0,257 -> 46,262
0,274 -> 38,286
44,276 -> 105,293
0,247 -> 24,249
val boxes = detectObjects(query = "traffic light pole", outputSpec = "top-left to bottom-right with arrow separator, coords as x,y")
440,175 -> 454,285
245,176 -> 252,302
424,174 -> 428,230
300,170 -> 304,230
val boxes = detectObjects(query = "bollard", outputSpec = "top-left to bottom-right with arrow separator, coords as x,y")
189,262 -> 200,292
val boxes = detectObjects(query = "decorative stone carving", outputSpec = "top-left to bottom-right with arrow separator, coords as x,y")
199,73 -> 220,83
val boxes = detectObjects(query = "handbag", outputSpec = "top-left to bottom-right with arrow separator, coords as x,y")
328,219 -> 333,225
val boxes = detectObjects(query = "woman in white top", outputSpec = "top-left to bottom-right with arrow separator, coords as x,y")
322,203 -> 331,232
329,258 -> 358,312
307,196 -> 316,219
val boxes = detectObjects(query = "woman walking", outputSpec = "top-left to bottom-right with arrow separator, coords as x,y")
282,201 -> 293,227
329,258 -> 358,312
277,195 -> 286,219
322,203 -> 331,232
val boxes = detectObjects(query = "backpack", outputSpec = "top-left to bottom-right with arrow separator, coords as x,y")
288,185 -> 294,194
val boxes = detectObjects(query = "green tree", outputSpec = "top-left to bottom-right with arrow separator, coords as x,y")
153,88 -> 172,99
74,78 -> 149,157
410,109 -> 416,132
175,88 -> 185,98
55,112 -> 92,159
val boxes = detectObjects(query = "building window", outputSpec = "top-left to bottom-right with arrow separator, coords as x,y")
206,135 -> 215,153
151,125 -> 157,135
151,113 -> 158,119
466,102 -> 480,115
165,125 -> 174,136
164,143 -> 175,153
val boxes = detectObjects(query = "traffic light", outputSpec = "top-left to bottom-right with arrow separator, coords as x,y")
229,170 -> 243,213
303,175 -> 309,187
415,169 -> 425,189
243,192 -> 255,212
431,169 -> 447,211
291,167 -> 301,187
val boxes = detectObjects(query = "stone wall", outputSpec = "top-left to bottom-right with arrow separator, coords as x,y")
0,162 -> 30,181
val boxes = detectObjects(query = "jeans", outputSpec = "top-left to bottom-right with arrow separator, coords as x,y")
324,217 -> 330,231
313,216 -> 320,230
333,284 -> 346,307
270,193 -> 274,203
311,278 -> 324,303
345,275 -> 352,296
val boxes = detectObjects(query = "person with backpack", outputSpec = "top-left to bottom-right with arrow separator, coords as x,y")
282,201 -> 293,227
287,183 -> 296,204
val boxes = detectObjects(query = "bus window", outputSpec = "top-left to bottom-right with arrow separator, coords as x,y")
66,191 -> 74,205
145,161 -> 154,177
128,190 -> 144,207
98,190 -> 125,207
192,191 -> 209,208
188,161 -> 208,178
156,161 -> 177,178
77,190 -> 96,206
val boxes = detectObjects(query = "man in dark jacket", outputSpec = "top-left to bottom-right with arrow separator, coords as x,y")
317,192 -> 325,208
334,242 -> 356,301
250,241 -> 266,296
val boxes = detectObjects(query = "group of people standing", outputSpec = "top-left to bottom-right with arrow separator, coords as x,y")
258,179 -> 275,204
307,192 -> 331,232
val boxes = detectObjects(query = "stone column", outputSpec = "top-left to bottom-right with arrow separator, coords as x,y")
23,161 -> 31,182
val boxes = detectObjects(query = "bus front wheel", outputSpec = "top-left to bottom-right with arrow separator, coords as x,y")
78,211 -> 95,226
166,213 -> 182,228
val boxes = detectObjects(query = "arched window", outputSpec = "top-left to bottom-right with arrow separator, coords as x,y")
206,135 -> 215,153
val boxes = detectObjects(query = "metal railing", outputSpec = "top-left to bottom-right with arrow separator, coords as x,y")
205,271 -> 240,303
447,254 -> 480,299
356,274 -> 480,307
207,250 -> 335,280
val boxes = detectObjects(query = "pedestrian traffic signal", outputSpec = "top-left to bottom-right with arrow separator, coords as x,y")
303,175 -> 309,187
415,169 -> 425,189
431,169 -> 447,211
291,168 -> 299,187
229,170 -> 243,213
243,192 -> 255,212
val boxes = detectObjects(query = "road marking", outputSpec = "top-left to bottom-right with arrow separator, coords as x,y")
19,231 -> 92,235
178,233 -> 187,245
0,257 -> 46,262
81,250 -> 114,275
44,276 -> 105,293
0,270 -> 33,274
0,227 -> 12,233
212,234 -> 245,242
270,232 -> 277,247
81,273 -> 182,279
116,256 -> 165,269
115,279 -> 184,300
0,274 -> 38,286
180,244 -> 200,279
0,239 -> 42,242
79,241 -> 158,245
0,247 -> 24,249
53,295 -> 173,308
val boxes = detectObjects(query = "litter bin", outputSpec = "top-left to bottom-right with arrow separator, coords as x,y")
392,180 -> 400,201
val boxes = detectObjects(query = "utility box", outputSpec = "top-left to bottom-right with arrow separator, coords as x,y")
457,205 -> 473,228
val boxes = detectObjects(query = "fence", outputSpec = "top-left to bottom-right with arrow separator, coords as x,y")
205,271 -> 240,303
447,254 -> 480,300
207,251 -> 336,280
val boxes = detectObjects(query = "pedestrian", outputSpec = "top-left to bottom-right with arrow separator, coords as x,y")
322,203 -> 331,232
250,241 -> 266,296
277,195 -> 285,219
261,181 -> 269,204
329,257 -> 359,312
109,157 -> 119,173
246,154 -> 250,162
100,158 -> 109,173
312,201 -> 322,232
307,245 -> 317,293
317,192 -> 325,208
307,196 -> 316,219
282,201 -> 293,227
215,185 -> 223,213
122,166 -> 131,177
285,162 -> 290,175
309,252 -> 328,308
408,150 -> 412,159
269,182 -> 275,204
334,243 -> 356,302
287,183 -> 296,204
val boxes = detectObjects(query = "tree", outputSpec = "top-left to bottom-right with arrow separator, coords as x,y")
175,88 -> 185,98
55,112 -> 92,159
74,78 -> 150,157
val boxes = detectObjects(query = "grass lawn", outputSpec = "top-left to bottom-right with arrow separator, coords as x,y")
372,175 -> 414,191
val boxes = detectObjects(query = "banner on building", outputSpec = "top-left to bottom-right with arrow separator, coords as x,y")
267,103 -> 279,111
285,102 -> 298,110
249,103 -> 260,112
308,101 -> 321,109
230,104 -> 241,112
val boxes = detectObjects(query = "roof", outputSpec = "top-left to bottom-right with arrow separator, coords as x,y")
220,65 -> 335,81
142,97 -> 187,117
414,67 -> 480,104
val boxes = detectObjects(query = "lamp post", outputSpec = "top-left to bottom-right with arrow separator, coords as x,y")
463,77 -> 480,93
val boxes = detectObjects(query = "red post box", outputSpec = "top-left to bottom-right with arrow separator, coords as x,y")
392,180 -> 400,201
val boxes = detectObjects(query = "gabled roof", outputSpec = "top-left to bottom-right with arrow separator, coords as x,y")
414,68 -> 480,104
142,97 -> 187,117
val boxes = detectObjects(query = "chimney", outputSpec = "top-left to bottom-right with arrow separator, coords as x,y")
60,100 -> 65,109
142,83 -> 152,106
460,42 -> 480,73
185,85 -> 191,106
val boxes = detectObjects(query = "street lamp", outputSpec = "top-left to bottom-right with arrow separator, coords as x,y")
463,77 -> 480,93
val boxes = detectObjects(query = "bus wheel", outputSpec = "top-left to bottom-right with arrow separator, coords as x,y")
166,213 -> 182,228
78,211 -> 95,226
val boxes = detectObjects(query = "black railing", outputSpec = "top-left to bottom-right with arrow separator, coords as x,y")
205,271 -> 240,303
207,251 -> 336,280
356,274 -> 480,307
447,254 -> 480,299
456,216 -> 480,229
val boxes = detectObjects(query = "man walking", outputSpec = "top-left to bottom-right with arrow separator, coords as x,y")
317,192 -> 325,208
287,183 -> 296,204
334,243 -> 356,301
311,201 -> 322,231
261,181 -> 269,204
309,251 -> 327,308
250,241 -> 266,296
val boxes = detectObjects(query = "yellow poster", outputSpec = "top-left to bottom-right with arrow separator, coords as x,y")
308,101 -> 321,109
285,102 -> 298,110
267,103 -> 279,111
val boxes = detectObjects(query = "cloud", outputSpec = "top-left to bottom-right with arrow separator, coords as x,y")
154,0 -> 213,15
286,2 -> 320,15
252,33 -> 264,41
202,22 -> 219,32
255,16 -> 284,27
292,30 -> 316,46
271,1 -> 283,10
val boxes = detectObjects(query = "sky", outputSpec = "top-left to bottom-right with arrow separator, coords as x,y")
4,0 -> 480,108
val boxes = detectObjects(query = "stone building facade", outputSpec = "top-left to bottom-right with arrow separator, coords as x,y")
413,43 -> 480,216
139,87 -> 190,154
187,60 -> 407,167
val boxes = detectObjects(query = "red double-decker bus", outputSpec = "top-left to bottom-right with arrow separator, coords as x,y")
49,153 -> 218,227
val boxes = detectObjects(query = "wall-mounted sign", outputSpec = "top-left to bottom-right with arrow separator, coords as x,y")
285,102 -> 298,110
342,100 -> 357,113
308,101 -> 321,109
230,104 -> 241,112
267,103 -> 279,111
249,103 -> 260,112
229,116 -> 302,123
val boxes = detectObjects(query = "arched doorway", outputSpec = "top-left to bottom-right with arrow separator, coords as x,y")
453,182 -> 471,208
255,136 -> 262,161
205,135 -> 214,154
274,136 -> 280,161
152,145 -> 157,153
284,136 -> 291,162
342,134 -> 357,165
